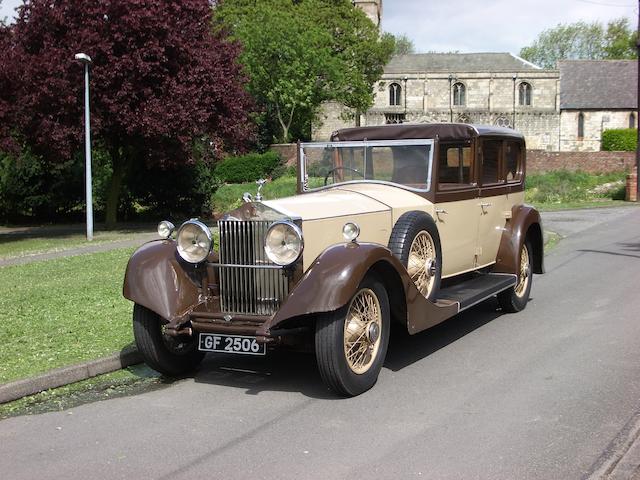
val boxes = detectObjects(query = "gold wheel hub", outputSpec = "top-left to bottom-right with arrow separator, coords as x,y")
515,244 -> 530,297
407,231 -> 437,298
343,288 -> 382,375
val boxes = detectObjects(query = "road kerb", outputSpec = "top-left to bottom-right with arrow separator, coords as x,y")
0,347 -> 141,404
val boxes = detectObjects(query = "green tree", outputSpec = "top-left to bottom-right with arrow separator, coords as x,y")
392,33 -> 415,56
520,17 -> 637,69
216,0 -> 394,143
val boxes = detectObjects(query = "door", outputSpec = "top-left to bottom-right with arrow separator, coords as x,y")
476,138 -> 525,268
434,142 -> 479,278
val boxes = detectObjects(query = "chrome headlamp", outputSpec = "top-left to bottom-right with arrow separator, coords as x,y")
264,221 -> 303,266
176,219 -> 212,264
157,220 -> 175,239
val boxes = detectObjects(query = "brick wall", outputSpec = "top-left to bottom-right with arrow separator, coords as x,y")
527,150 -> 636,174
270,143 -> 298,167
270,144 -> 636,174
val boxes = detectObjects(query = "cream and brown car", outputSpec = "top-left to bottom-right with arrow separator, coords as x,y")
123,123 -> 544,396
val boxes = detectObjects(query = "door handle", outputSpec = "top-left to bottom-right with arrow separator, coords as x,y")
435,208 -> 448,215
479,202 -> 492,208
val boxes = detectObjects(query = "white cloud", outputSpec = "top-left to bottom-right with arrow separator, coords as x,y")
382,0 -> 637,54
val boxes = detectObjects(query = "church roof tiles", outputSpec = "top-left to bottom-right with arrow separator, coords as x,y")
559,60 -> 637,110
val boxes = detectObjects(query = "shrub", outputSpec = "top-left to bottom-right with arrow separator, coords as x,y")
126,159 -> 218,219
215,151 -> 282,183
602,129 -> 637,151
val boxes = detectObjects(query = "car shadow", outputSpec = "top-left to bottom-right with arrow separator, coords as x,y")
384,297 -> 504,372
193,350 -> 335,399
191,298 -> 508,399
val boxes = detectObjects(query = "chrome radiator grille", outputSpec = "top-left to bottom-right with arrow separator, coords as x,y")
217,220 -> 289,315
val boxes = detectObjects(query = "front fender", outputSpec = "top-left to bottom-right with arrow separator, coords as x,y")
263,242 -> 458,335
123,240 -> 200,322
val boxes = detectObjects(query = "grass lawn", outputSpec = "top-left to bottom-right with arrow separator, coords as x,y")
0,230 -> 141,260
0,365 -> 162,419
0,247 -> 135,384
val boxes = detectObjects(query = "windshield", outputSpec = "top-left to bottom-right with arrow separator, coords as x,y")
299,139 -> 434,192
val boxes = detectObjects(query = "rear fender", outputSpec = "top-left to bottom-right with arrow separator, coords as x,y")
494,205 -> 545,275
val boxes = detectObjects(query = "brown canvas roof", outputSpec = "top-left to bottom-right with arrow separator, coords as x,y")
331,123 -> 525,142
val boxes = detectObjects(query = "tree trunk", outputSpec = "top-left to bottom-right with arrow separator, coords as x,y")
105,151 -> 128,229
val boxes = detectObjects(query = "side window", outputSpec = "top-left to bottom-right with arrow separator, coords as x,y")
481,140 -> 501,185
504,141 -> 522,182
438,144 -> 472,188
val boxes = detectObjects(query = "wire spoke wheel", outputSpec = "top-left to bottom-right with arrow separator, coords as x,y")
343,288 -> 382,374
407,231 -> 436,298
315,275 -> 390,396
515,243 -> 531,297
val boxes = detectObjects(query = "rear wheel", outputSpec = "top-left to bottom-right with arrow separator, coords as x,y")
133,303 -> 204,376
497,240 -> 533,313
315,275 -> 390,397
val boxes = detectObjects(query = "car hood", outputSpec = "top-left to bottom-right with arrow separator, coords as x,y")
262,187 -> 390,221
263,183 -> 432,221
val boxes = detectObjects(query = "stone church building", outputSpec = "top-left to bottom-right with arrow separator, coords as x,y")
314,0 -> 638,152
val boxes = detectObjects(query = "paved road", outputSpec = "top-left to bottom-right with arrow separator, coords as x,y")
2,207 -> 640,479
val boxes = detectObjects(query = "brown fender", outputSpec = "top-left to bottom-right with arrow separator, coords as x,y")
261,242 -> 458,336
494,204 -> 545,276
123,240 -> 200,322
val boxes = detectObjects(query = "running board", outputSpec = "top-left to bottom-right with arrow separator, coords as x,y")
436,273 -> 517,312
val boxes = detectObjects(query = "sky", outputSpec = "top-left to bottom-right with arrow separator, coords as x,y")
382,0 -> 638,54
1,0 -> 638,55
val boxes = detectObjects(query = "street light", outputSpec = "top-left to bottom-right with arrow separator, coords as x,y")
74,52 -> 94,241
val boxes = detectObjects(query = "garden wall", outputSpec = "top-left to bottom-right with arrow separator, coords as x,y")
527,150 -> 635,174
270,144 -> 636,174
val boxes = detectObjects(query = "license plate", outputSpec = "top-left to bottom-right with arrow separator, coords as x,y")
198,333 -> 266,356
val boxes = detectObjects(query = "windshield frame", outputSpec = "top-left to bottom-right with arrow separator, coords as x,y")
298,138 -> 435,194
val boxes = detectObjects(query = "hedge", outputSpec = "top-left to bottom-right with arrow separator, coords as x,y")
602,129 -> 637,152
214,151 -> 282,183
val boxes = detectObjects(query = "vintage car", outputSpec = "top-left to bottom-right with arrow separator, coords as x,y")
123,123 -> 544,397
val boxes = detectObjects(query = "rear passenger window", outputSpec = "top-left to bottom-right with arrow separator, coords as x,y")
505,141 -> 522,182
481,140 -> 501,185
438,145 -> 472,188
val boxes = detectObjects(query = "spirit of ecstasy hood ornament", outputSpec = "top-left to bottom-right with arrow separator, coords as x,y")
243,178 -> 267,203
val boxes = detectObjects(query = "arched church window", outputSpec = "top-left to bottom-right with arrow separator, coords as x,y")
518,82 -> 532,106
453,82 -> 466,106
578,113 -> 585,139
389,83 -> 401,106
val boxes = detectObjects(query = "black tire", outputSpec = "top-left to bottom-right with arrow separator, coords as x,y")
315,275 -> 391,397
388,211 -> 442,301
132,303 -> 205,376
497,240 -> 533,313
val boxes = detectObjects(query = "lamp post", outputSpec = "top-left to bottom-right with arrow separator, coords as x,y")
74,53 -> 94,240
512,74 -> 517,129
448,74 -> 453,122
636,1 -> 639,200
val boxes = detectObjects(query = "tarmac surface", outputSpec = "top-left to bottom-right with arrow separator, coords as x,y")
1,206 -> 640,479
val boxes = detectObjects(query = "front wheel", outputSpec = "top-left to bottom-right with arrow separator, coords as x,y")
133,303 -> 204,376
497,240 -> 533,313
315,275 -> 390,397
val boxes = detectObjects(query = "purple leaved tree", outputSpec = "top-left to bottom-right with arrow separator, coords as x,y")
0,0 -> 254,225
